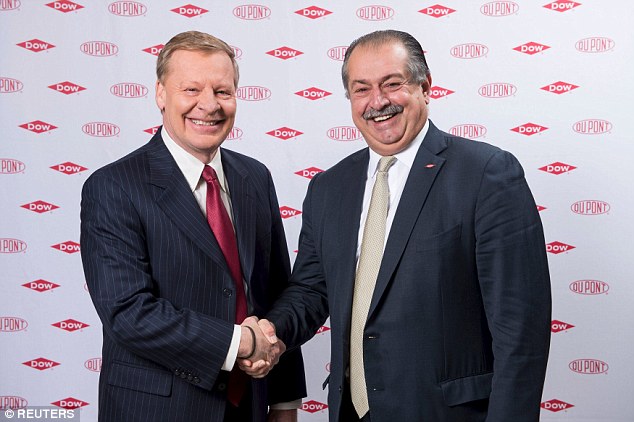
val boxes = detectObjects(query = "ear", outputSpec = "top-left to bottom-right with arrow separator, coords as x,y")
421,74 -> 432,103
155,80 -> 166,113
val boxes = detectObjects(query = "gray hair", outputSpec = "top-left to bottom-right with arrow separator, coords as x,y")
341,30 -> 430,98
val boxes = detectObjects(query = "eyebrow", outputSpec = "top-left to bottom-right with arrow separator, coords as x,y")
350,73 -> 406,86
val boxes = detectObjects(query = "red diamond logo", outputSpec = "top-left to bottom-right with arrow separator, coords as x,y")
295,167 -> 323,179
551,320 -> 575,333
266,46 -> 304,60
538,162 -> 576,175
419,4 -> 456,17
22,279 -> 61,292
429,85 -> 455,99
301,400 -> 328,413
51,241 -> 81,254
295,87 -> 332,100
51,162 -> 88,175
295,6 -> 332,19
171,4 -> 208,17
52,319 -> 89,332
20,120 -> 58,134
45,0 -> 84,13
316,326 -> 331,334
23,357 -> 61,370
543,1 -> 581,12
144,125 -> 161,135
21,200 -> 59,213
541,81 -> 579,95
537,205 -> 547,212
514,42 -> 550,55
511,123 -> 548,136
142,44 -> 164,56
52,397 -> 89,409
48,81 -> 86,95
541,399 -> 574,412
546,241 -> 575,254
267,127 -> 303,140
279,206 -> 302,219
17,39 -> 55,52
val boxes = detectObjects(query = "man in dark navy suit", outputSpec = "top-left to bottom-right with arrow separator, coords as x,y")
80,31 -> 305,422
256,30 -> 551,421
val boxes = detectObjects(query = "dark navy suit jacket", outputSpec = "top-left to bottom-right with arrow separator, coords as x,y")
268,121 -> 551,421
81,131 -> 306,422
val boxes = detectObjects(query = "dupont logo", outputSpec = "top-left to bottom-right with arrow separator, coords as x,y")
301,400 -> 328,413
539,162 -> 576,175
52,397 -> 89,410
20,120 -> 58,134
511,123 -> 548,136
23,279 -> 61,292
46,0 -> 84,13
80,41 -> 118,57
52,319 -> 89,332
0,316 -> 28,332
0,0 -> 21,11
316,326 -> 330,335
108,1 -> 146,16
23,357 -> 60,371
449,124 -> 487,139
226,127 -> 243,140
541,81 -> 579,95
546,241 -> 575,255
110,82 -> 148,98
419,4 -> 456,18
429,86 -> 454,99
543,0 -> 581,12
280,206 -> 302,219
536,205 -> 547,212
327,126 -> 362,141
0,77 -> 23,93
450,43 -> 488,59
236,86 -> 271,101
480,1 -> 519,16
267,127 -> 303,140
576,37 -> 615,53
51,162 -> 88,175
171,4 -> 208,18
0,238 -> 27,254
51,241 -> 81,254
83,122 -> 120,137
327,46 -> 348,61
295,87 -> 331,100
569,358 -> 608,374
356,5 -> 394,21
0,396 -> 28,411
266,46 -> 303,60
571,200 -> 610,215
84,357 -> 102,372
295,6 -> 332,19
17,39 -> 55,52
295,167 -> 323,179
573,119 -> 612,134
569,279 -> 609,295
1,158 -> 25,174
231,45 -> 243,59
48,81 -> 86,95
144,125 -> 160,135
514,42 -> 550,55
21,200 -> 59,214
541,399 -> 574,412
233,4 -> 271,20
142,44 -> 164,56
551,319 -> 575,333
478,82 -> 517,98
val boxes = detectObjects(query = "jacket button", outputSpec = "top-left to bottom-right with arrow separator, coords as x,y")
193,376 -> 200,384
223,288 -> 232,297
174,369 -> 181,376
187,374 -> 194,381
180,372 -> 187,379
217,383 -> 227,391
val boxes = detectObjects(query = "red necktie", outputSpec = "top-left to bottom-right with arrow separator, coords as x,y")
202,165 -> 248,406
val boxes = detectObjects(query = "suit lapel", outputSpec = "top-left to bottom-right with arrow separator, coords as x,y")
222,150 -> 256,284
368,122 -> 448,318
147,133 -> 231,275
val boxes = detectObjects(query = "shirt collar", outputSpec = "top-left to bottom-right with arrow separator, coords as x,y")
367,119 -> 430,177
161,127 -> 229,194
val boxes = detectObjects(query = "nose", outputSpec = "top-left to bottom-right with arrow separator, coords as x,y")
197,89 -> 220,113
368,86 -> 390,110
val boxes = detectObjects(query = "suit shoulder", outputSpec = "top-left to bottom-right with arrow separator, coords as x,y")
221,148 -> 269,175
317,148 -> 368,180
84,140 -> 153,188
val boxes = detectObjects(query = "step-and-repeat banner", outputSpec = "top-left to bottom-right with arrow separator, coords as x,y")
1,1 -> 633,421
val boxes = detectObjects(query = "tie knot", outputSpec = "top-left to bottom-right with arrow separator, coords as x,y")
202,165 -> 218,184
378,156 -> 396,173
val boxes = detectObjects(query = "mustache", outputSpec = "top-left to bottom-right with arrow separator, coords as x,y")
363,104 -> 404,120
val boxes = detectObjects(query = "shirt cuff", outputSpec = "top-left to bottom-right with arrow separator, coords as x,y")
222,325 -> 242,371
270,399 -> 302,410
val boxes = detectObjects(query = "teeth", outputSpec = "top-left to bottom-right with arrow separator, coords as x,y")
373,114 -> 393,122
191,119 -> 217,126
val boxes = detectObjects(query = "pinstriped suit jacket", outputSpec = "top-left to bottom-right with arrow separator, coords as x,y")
80,131 -> 306,422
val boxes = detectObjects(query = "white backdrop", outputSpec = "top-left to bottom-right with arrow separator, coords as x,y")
2,1 -> 633,421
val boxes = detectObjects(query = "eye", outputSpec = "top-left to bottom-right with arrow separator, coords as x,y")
185,88 -> 199,93
216,90 -> 233,99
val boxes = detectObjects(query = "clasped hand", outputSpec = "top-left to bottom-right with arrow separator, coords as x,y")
237,316 -> 284,378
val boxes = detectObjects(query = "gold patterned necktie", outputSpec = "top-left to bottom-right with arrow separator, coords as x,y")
350,155 -> 396,418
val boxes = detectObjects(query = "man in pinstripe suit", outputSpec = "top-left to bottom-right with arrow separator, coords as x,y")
80,31 -> 306,422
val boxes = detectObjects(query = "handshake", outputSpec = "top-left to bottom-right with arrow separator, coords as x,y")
236,316 -> 284,378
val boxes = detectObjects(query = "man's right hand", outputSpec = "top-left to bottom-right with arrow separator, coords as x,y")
237,317 -> 284,378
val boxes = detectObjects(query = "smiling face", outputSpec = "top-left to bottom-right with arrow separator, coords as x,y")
347,41 -> 431,156
155,49 -> 237,163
